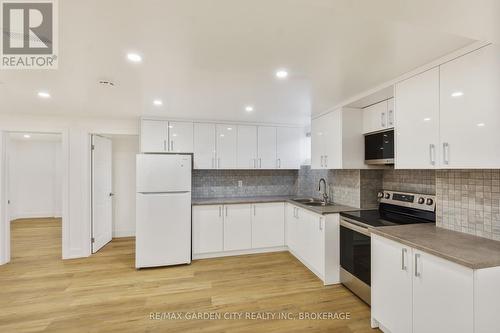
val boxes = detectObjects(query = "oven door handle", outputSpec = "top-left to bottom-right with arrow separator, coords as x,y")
340,219 -> 371,237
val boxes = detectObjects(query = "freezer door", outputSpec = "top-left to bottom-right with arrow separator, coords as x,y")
136,154 -> 192,193
135,192 -> 191,268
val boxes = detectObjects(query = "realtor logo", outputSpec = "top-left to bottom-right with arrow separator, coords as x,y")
1,0 -> 58,69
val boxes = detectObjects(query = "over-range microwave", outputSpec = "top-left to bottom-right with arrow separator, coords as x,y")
364,129 -> 394,165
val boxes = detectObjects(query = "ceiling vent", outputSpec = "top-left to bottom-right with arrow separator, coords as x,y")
98,80 -> 115,87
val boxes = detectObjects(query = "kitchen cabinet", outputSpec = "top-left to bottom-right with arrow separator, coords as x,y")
216,124 -> 237,169
223,204 -> 252,251
140,119 -> 168,152
372,234 -> 486,333
371,234 -> 413,333
192,205 -> 223,254
276,127 -> 302,169
251,202 -> 285,248
168,121 -> 193,153
311,107 -> 365,169
140,119 -> 193,153
439,44 -> 500,168
237,125 -> 258,169
395,68 -> 440,169
257,126 -> 277,169
193,123 -> 216,169
362,98 -> 394,134
286,203 -> 339,284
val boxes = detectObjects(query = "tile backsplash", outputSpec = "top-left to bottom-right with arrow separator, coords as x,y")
383,169 -> 436,195
192,169 -> 298,198
436,170 -> 500,241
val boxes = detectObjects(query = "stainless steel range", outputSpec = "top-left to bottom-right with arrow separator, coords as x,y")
339,190 -> 436,305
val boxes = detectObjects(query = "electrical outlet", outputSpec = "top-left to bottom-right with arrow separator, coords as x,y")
238,180 -> 243,187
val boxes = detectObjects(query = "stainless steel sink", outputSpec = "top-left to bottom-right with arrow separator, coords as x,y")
291,198 -> 330,206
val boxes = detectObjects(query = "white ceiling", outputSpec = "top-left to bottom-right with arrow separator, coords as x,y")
1,0 -> 496,125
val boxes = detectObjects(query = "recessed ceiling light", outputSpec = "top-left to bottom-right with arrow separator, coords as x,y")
227,127 -> 232,131
153,99 -> 163,106
451,91 -> 464,98
37,91 -> 50,98
127,53 -> 142,63
423,118 -> 431,122
276,70 -> 288,79
477,122 -> 485,127
23,134 -> 31,139
245,106 -> 254,112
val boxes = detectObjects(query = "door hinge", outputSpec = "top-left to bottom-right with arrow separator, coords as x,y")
91,144 -> 95,150
91,237 -> 95,243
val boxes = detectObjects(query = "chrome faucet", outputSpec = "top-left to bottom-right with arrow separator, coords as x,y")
318,178 -> 329,204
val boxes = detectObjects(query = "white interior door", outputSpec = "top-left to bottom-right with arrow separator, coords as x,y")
91,135 -> 113,253
0,132 -> 11,265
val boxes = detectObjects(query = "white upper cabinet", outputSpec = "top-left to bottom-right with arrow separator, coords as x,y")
311,108 -> 365,169
168,121 -> 193,153
257,126 -> 277,169
395,68 -> 440,169
140,119 -> 168,152
216,124 -> 237,169
276,127 -> 302,169
363,99 -> 391,134
194,123 -> 216,169
237,125 -> 258,169
439,44 -> 500,168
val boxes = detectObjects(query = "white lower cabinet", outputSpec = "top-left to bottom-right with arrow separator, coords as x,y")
251,202 -> 285,248
286,203 -> 339,284
193,202 -> 286,258
372,234 -> 499,333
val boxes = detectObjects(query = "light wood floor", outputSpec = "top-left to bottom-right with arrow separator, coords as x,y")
0,218 -> 378,333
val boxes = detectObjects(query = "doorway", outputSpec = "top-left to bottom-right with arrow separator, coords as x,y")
7,132 -> 63,262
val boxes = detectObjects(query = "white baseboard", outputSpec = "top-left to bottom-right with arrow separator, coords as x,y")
193,246 -> 287,260
10,212 -> 61,221
113,230 -> 135,238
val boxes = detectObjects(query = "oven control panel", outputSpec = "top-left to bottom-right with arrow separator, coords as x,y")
377,190 -> 436,212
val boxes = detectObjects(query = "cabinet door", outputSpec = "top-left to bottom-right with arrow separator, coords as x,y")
223,204 -> 252,251
362,100 -> 388,134
257,126 -> 277,169
311,116 -> 325,169
141,119 -> 168,152
216,124 -> 238,169
308,215 -> 325,276
237,125 -> 257,169
193,123 -> 216,169
371,235 -> 412,333
395,68 -> 440,169
322,110 -> 342,169
285,204 -> 297,251
440,45 -> 500,168
251,203 -> 285,248
168,121 -> 193,153
192,205 -> 223,254
412,249 -> 473,333
276,127 -> 302,169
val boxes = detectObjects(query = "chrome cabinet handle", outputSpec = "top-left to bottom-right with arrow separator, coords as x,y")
388,110 -> 394,126
443,142 -> 450,165
429,144 -> 436,166
319,218 -> 323,231
253,205 -> 256,216
211,158 -> 215,169
381,112 -> 387,127
259,158 -> 262,168
277,158 -> 281,169
324,155 -> 328,168
225,206 -> 228,217
253,159 -> 256,169
163,140 -> 167,151
219,206 -> 222,217
320,156 -> 324,167
414,253 -> 421,277
401,248 -> 407,271
217,158 -> 220,169
170,140 -> 174,151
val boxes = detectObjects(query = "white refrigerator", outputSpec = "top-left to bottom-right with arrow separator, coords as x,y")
135,154 -> 192,269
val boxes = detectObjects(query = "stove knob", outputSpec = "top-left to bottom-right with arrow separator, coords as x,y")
385,193 -> 390,199
377,192 -> 384,198
418,197 -> 425,204
426,198 -> 434,205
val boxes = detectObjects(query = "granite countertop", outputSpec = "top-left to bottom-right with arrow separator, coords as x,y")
370,223 -> 500,269
192,195 -> 359,215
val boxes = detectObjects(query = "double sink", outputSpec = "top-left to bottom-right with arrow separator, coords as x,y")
292,198 -> 333,207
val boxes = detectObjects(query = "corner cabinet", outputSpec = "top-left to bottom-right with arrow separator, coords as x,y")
395,44 -> 500,169
372,234 -> 500,333
311,107 -> 366,169
285,203 -> 339,285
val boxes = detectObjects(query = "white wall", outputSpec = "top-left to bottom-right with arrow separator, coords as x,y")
0,113 -> 138,260
111,135 -> 138,237
8,136 -> 62,220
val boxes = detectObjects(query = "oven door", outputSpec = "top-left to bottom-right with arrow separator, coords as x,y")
339,218 -> 371,304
